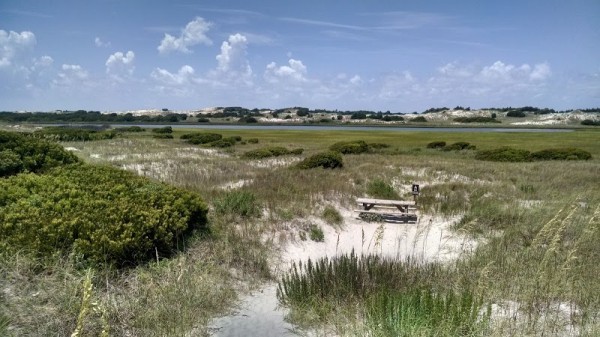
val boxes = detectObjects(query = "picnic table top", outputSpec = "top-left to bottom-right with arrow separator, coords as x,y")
356,198 -> 416,206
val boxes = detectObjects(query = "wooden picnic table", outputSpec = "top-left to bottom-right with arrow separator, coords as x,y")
356,198 -> 416,213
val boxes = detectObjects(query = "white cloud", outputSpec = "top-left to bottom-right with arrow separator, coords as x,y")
94,37 -> 110,47
53,64 -> 89,87
264,58 -> 308,84
157,17 -> 212,54
530,63 -> 551,81
0,30 -> 36,67
33,55 -> 53,68
350,75 -> 362,85
151,65 -> 196,85
105,51 -> 135,76
208,33 -> 253,86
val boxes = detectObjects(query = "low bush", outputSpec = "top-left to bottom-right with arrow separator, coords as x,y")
330,140 -> 369,154
368,143 -> 390,150
476,147 -> 592,162
296,151 -> 343,169
151,126 -> 173,134
114,126 -> 145,132
0,164 -> 208,267
213,190 -> 261,218
453,117 -> 501,123
506,110 -> 527,117
183,133 -> 223,144
209,137 -> 236,148
426,141 -> 446,149
33,127 -> 117,141
442,142 -> 475,151
197,117 -> 210,123
247,138 -> 259,144
581,119 -> 600,126
0,131 -> 79,177
530,148 -> 592,161
367,178 -> 400,199
410,116 -> 428,122
242,146 -> 304,159
475,147 -> 531,162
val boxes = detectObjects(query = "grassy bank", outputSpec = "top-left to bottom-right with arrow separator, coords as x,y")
1,127 -> 599,336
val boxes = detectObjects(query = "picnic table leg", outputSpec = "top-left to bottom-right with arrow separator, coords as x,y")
363,203 -> 375,210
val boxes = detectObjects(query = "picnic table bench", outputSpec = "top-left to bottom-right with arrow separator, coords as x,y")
355,198 -> 418,223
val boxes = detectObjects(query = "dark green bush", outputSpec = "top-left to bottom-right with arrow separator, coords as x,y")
475,147 -> 531,162
368,143 -> 390,150
0,131 -> 79,177
308,225 -> 324,242
296,151 -> 343,169
330,140 -> 369,154
209,137 -> 237,148
197,117 -> 210,123
238,116 -> 258,123
426,141 -> 446,149
0,164 -> 208,267
453,117 -> 501,123
367,178 -> 400,199
530,148 -> 592,161
33,127 -> 117,141
248,138 -> 259,144
410,116 -> 427,122
151,126 -> 173,134
152,134 -> 174,139
242,146 -> 304,159
581,119 -> 600,126
290,148 -> 304,155
506,111 -> 526,118
114,126 -> 145,132
443,142 -> 474,151
322,206 -> 343,226
183,133 -> 223,144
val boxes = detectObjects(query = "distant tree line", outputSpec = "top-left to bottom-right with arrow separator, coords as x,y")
0,110 -> 189,123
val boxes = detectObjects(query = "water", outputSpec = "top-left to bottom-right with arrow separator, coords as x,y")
209,284 -> 299,337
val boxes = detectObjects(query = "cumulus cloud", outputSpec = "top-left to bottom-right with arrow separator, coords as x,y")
264,59 -> 308,84
0,30 -> 36,67
105,51 -> 135,76
150,65 -> 198,96
157,17 -> 212,54
33,55 -> 53,68
94,37 -> 111,47
52,64 -> 89,87
207,33 -> 253,86
530,63 -> 551,81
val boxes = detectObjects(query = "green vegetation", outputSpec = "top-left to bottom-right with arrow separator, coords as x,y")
442,141 -> 475,151
581,119 -> 600,126
151,126 -> 173,134
0,164 -> 207,267
506,110 -> 527,117
426,141 -> 446,149
296,151 -> 343,169
476,147 -> 592,162
329,140 -> 369,154
308,225 -> 325,242
242,146 -> 303,159
181,132 -> 223,144
367,178 -> 400,199
0,131 -> 79,177
410,116 -> 428,122
152,133 -> 174,139
213,190 -> 261,218
114,126 -> 146,132
453,117 -> 501,123
33,126 -> 117,141
321,206 -> 343,226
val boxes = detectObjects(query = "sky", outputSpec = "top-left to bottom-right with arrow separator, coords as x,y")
1,0 -> 599,112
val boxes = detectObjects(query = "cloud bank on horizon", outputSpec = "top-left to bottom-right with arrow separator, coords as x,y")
0,0 -> 598,112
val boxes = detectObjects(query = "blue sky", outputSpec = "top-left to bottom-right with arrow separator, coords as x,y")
1,0 -> 599,112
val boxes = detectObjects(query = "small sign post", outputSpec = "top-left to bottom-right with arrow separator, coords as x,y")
412,184 -> 420,204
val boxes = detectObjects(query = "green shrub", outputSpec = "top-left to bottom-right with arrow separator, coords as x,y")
0,131 -> 79,177
197,117 -> 210,123
322,206 -> 343,226
242,146 -> 304,159
368,143 -> 390,150
442,142 -> 474,151
330,140 -> 369,154
426,141 -> 446,149
290,148 -> 304,155
152,134 -> 174,139
247,138 -> 259,144
33,127 -> 117,141
296,151 -> 343,169
114,126 -> 145,132
209,137 -> 236,148
367,178 -> 400,199
453,117 -> 501,123
0,164 -> 208,267
410,116 -> 427,122
213,190 -> 261,218
183,133 -> 223,144
308,225 -> 324,242
581,119 -> 600,126
530,148 -> 592,161
475,147 -> 531,162
506,110 -> 527,117
243,148 -> 275,159
151,126 -> 173,134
